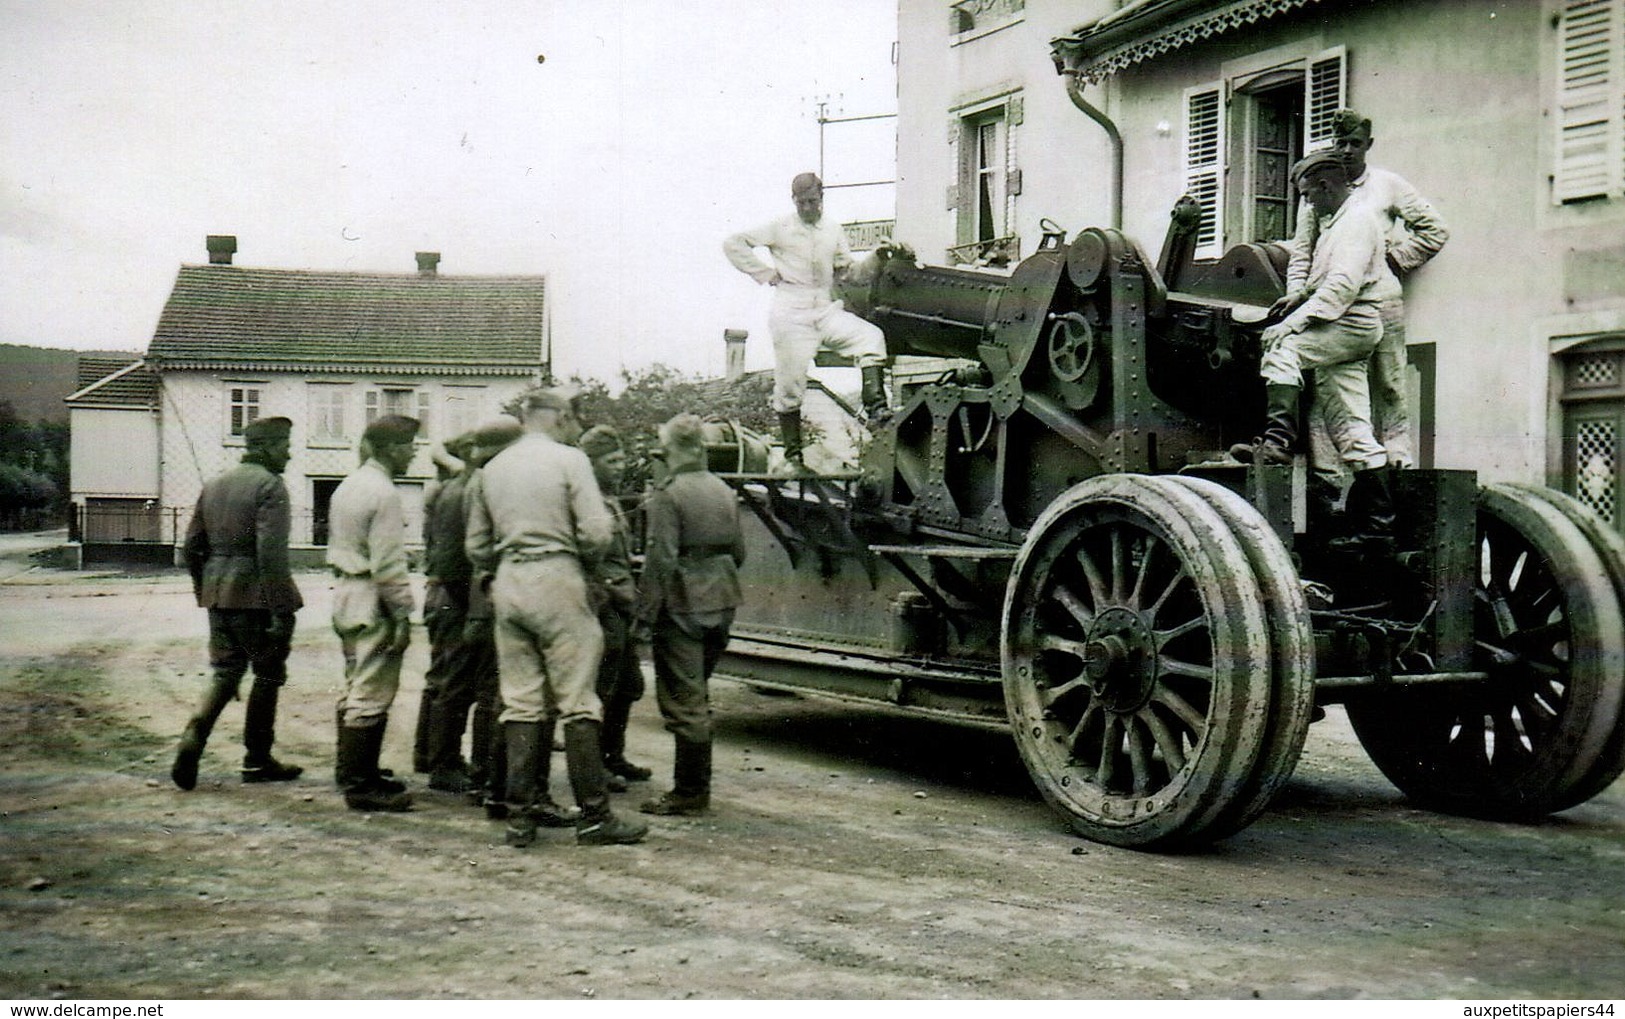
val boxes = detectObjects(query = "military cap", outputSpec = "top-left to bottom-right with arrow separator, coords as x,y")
242,416 -> 292,442
791,172 -> 823,196
469,415 -> 523,449
658,412 -> 706,454
578,424 -> 623,460
519,386 -> 579,415
1290,148 -> 1348,184
1329,108 -> 1372,138
363,414 -> 419,446
442,432 -> 476,460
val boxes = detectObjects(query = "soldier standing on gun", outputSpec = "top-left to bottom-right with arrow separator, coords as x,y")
328,415 -> 419,812
172,415 -> 304,790
578,424 -> 652,793
465,388 -> 648,848
639,414 -> 746,818
724,172 -> 891,470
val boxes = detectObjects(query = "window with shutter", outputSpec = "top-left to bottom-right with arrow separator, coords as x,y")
1304,46 -> 1347,152
1560,339 -> 1625,532
1184,84 -> 1225,260
1555,0 -> 1624,203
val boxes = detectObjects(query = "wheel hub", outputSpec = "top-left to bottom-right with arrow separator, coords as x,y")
1081,606 -> 1158,712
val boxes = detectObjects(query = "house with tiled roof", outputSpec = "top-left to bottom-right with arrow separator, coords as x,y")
65,354 -> 163,557
82,236 -> 549,560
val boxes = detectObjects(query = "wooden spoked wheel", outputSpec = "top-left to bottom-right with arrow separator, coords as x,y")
1347,483 -> 1625,819
1001,475 -> 1276,848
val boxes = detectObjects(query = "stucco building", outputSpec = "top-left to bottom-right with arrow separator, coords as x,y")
893,0 -> 1625,531
69,237 -> 549,562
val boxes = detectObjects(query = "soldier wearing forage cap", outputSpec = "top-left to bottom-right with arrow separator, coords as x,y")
637,413 -> 746,818
465,388 -> 647,847
173,415 -> 304,790
1294,109 -> 1449,482
328,414 -> 420,812
577,423 -> 651,793
1232,149 -> 1396,553
724,171 -> 891,470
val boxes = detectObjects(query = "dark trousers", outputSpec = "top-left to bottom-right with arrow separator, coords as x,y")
596,604 -> 645,707
208,608 -> 294,688
652,610 -> 733,744
424,586 -> 479,739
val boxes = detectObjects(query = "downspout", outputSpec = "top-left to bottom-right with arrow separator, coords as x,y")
1064,73 -> 1123,231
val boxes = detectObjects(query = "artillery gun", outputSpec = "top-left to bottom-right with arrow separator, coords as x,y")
708,204 -> 1625,849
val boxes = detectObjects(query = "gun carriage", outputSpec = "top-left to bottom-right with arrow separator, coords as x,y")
707,205 -> 1625,849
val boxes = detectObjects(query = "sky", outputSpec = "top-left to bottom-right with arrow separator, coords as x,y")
0,0 -> 899,385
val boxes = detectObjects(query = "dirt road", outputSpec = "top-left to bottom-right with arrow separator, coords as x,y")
2,556 -> 1623,999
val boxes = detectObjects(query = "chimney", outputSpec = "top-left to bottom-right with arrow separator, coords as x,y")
206,235 -> 237,265
415,252 -> 441,277
723,329 -> 748,380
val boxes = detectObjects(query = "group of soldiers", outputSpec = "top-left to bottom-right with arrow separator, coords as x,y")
1228,107 -> 1449,555
173,393 -> 745,850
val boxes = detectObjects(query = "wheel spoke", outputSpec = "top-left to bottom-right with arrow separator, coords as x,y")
1140,706 -> 1187,773
1040,674 -> 1092,710
1075,542 -> 1111,609
1053,584 -> 1095,630
1126,717 -> 1155,796
1110,527 -> 1127,604
1145,564 -> 1187,619
1152,685 -> 1207,732
1040,633 -> 1091,660
1096,715 -> 1120,789
1127,536 -> 1154,610
1067,700 -> 1102,762
1154,615 -> 1203,648
1158,655 -> 1214,682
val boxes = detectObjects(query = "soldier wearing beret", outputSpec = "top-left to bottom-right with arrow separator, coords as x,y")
638,413 -> 746,817
454,416 -> 535,820
465,388 -> 647,846
1233,149 -> 1396,553
173,415 -> 304,790
328,414 -> 419,812
578,424 -> 652,793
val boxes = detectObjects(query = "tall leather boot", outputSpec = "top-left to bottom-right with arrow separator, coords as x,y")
412,687 -> 434,773
468,693 -> 495,801
483,710 -> 510,819
564,719 -> 648,846
502,720 -> 542,847
533,718 -> 576,826
639,737 -> 712,816
1230,384 -> 1301,465
601,696 -> 651,783
171,676 -> 238,790
427,696 -> 474,793
860,365 -> 891,424
241,679 -> 303,784
339,722 -> 412,812
777,411 -> 805,472
1330,465 -> 1398,557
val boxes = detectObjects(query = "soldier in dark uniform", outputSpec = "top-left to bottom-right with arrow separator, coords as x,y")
578,424 -> 651,793
638,413 -> 746,817
173,415 -> 304,790
413,432 -> 473,776
417,430 -> 482,793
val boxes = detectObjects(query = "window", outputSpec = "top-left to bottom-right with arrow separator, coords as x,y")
1560,340 -> 1625,530
1555,0 -> 1625,203
442,386 -> 485,443
948,94 -> 1022,265
227,384 -> 262,437
365,387 -> 430,438
1184,47 -> 1345,259
306,384 -> 349,444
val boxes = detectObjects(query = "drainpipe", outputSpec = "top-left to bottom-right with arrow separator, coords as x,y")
1064,73 -> 1123,231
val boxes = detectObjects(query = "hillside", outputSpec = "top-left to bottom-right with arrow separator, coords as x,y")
0,344 -> 136,423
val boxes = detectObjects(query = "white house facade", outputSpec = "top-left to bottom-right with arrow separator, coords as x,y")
894,0 -> 1625,531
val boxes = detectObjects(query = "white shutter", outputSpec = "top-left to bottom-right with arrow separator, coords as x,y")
1555,0 -> 1623,203
1304,45 -> 1347,152
1184,83 -> 1225,259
